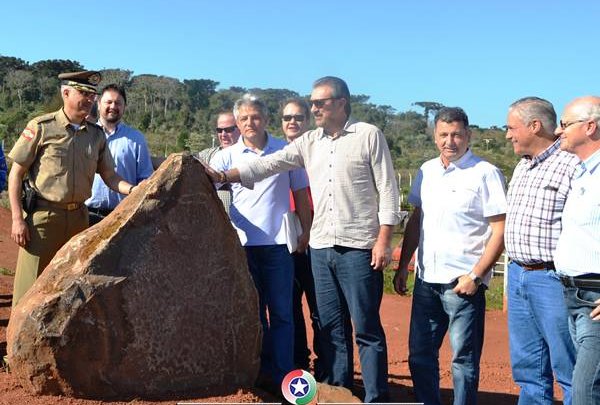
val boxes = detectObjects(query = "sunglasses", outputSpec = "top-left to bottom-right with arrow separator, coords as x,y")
216,125 -> 238,134
310,97 -> 337,108
282,114 -> 305,122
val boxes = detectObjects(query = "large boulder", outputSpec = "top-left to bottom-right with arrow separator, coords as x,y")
7,154 -> 261,398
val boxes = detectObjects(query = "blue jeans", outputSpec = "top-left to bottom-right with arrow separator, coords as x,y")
245,245 -> 294,385
563,282 -> 600,405
409,276 -> 486,405
507,262 -> 575,405
311,246 -> 388,403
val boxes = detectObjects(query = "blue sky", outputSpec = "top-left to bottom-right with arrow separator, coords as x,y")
2,0 -> 598,128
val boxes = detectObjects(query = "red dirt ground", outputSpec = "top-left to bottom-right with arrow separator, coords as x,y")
0,207 -> 561,404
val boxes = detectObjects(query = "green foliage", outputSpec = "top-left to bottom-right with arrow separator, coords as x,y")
0,54 -> 518,183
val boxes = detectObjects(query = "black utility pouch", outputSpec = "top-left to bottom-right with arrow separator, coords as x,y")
21,180 -> 37,214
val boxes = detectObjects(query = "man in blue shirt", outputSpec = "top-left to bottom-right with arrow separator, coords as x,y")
0,142 -> 7,190
554,96 -> 600,405
85,84 -> 153,224
211,94 -> 311,394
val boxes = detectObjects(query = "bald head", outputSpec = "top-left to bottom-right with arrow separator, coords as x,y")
556,96 -> 600,160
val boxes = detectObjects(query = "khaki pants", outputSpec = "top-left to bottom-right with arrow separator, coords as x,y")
12,206 -> 88,307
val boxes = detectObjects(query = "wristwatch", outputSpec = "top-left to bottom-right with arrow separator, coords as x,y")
468,272 -> 483,287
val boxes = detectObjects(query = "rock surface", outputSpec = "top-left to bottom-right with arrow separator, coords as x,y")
6,153 -> 261,399
313,383 -> 362,403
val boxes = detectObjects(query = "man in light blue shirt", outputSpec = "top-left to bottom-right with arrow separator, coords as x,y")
85,84 -> 153,224
211,94 -> 311,393
554,96 -> 600,405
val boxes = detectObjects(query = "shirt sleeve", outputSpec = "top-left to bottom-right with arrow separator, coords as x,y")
481,165 -> 507,217
8,119 -> 43,168
239,141 -> 304,190
408,168 -> 423,207
370,128 -> 400,226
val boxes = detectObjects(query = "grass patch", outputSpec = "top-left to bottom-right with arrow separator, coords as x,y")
0,191 -> 8,209
0,267 -> 14,276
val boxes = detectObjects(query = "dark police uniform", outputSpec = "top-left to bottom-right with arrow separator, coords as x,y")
8,71 -> 115,306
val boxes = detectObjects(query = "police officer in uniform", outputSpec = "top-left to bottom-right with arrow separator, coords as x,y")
7,71 -> 137,307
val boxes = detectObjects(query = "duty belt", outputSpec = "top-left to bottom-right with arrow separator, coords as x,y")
37,199 -> 82,211
560,275 -> 600,289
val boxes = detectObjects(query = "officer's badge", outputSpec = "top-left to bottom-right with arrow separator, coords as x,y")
88,73 -> 101,86
21,127 -> 35,141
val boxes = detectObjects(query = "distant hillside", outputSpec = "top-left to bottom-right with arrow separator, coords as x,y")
0,55 -> 518,199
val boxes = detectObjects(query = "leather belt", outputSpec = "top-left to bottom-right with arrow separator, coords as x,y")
37,199 -> 83,211
560,275 -> 600,289
513,260 -> 555,271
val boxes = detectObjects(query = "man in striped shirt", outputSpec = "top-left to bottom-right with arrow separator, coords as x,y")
505,97 -> 579,405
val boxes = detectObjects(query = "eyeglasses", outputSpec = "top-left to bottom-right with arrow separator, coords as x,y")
282,114 -> 305,122
310,97 -> 337,108
216,125 -> 238,134
559,119 -> 587,130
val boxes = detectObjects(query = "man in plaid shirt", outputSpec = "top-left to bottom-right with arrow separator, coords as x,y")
505,97 -> 579,405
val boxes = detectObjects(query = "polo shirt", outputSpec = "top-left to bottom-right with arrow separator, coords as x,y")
211,133 -> 309,246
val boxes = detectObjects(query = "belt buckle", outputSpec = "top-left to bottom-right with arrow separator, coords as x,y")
66,203 -> 79,211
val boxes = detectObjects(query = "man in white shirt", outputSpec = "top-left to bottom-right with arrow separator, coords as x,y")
554,96 -> 600,405
393,107 -> 506,405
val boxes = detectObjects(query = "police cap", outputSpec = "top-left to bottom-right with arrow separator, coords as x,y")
58,70 -> 102,93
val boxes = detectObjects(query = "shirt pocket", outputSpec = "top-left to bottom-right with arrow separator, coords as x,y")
447,184 -> 479,215
40,146 -> 68,177
538,179 -> 566,220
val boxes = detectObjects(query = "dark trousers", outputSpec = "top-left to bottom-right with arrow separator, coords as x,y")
292,249 -> 323,377
87,207 -> 113,226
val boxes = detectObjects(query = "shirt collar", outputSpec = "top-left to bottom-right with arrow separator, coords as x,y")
318,117 -> 357,139
98,120 -> 121,136
440,148 -> 474,170
57,108 -> 88,130
579,148 -> 600,177
523,138 -> 561,168
239,132 -> 274,154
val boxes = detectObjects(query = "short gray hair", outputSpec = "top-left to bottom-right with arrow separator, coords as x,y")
233,93 -> 269,120
509,97 -> 557,133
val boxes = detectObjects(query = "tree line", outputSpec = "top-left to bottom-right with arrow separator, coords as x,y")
0,55 -> 518,202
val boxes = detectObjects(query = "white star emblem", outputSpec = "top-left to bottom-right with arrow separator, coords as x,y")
290,377 -> 309,396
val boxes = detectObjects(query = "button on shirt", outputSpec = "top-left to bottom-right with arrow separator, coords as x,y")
555,149 -> 600,277
238,119 -> 399,250
505,140 -> 579,264
85,122 -> 153,210
9,109 -> 114,203
410,150 -> 507,284
211,133 -> 309,246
